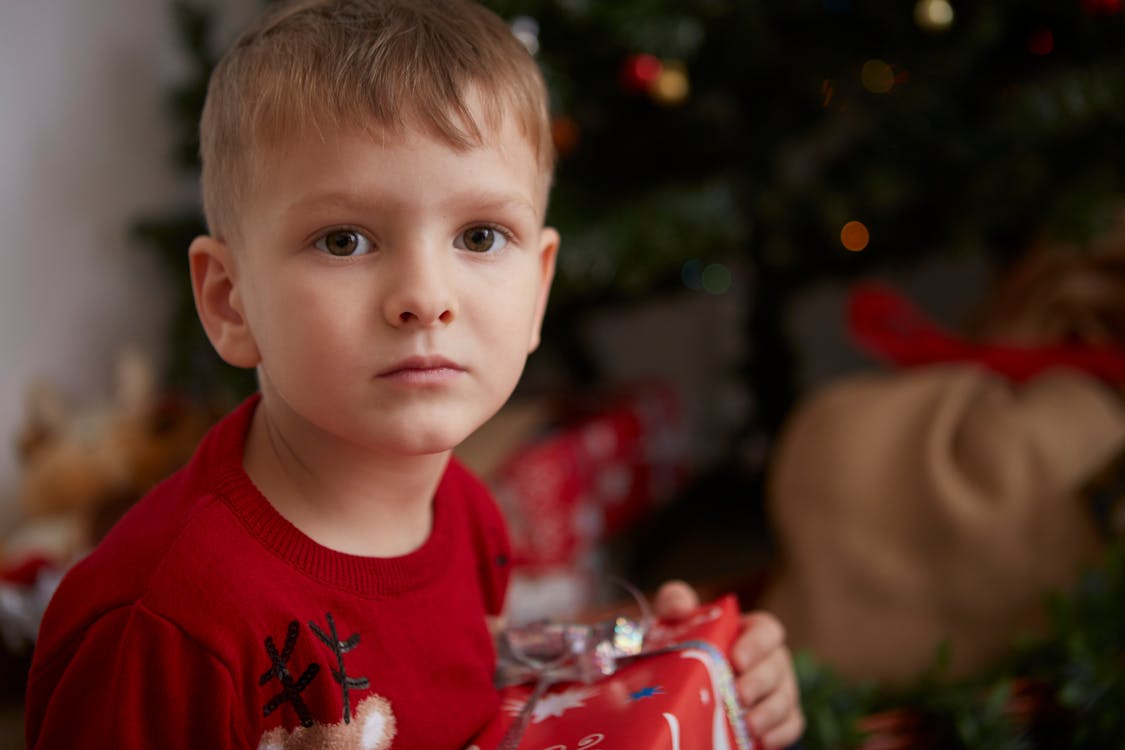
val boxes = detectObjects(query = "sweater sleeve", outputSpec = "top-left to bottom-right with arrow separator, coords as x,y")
27,603 -> 245,750
480,503 -> 512,618
454,461 -> 512,618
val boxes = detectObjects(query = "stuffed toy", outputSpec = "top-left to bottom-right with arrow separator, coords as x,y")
761,211 -> 1125,684
4,349 -> 213,567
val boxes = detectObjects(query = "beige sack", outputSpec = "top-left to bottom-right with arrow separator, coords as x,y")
761,364 -> 1125,683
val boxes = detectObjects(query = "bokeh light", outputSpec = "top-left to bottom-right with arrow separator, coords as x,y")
840,220 -> 870,252
650,60 -> 690,106
701,263 -> 733,294
1082,0 -> 1122,14
620,54 -> 663,92
551,115 -> 581,156
510,16 -> 540,56
1028,28 -> 1054,56
681,258 -> 703,290
821,79 -> 835,108
914,0 -> 954,32
861,60 -> 895,94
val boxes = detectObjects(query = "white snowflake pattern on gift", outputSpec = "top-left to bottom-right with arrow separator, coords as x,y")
503,685 -> 600,723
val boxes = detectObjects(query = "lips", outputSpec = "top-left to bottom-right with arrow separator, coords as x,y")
377,355 -> 465,378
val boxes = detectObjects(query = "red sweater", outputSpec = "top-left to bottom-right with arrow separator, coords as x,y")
26,395 -> 511,749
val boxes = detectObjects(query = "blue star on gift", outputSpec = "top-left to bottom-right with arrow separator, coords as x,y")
629,685 -> 665,701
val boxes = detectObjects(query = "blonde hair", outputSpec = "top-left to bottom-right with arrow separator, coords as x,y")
199,0 -> 554,239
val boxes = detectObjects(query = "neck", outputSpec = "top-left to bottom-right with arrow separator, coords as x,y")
243,393 -> 451,557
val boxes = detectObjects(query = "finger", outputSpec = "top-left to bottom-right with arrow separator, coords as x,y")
735,647 -> 790,706
652,579 -> 700,620
744,662 -> 796,727
759,710 -> 806,750
731,612 -> 786,672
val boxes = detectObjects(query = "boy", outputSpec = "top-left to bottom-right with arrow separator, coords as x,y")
26,1 -> 803,747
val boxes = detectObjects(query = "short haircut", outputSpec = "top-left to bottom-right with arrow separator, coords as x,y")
199,0 -> 555,239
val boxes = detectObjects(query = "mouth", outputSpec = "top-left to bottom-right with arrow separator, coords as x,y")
377,355 -> 466,383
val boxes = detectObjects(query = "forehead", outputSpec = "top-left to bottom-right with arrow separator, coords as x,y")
236,114 -> 551,238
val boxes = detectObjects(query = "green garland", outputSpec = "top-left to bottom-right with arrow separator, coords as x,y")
797,543 -> 1125,750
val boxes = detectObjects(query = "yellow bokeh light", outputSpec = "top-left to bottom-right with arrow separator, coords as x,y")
915,0 -> 954,32
841,221 -> 870,252
861,60 -> 895,94
650,61 -> 690,106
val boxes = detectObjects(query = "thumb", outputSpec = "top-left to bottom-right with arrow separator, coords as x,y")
653,579 -> 701,621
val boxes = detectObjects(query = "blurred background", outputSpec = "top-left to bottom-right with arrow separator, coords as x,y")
2,0 -> 1124,747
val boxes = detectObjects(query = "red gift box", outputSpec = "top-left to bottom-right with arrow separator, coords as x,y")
488,382 -> 687,571
471,595 -> 754,750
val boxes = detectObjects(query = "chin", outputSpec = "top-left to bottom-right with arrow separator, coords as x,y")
381,428 -> 469,458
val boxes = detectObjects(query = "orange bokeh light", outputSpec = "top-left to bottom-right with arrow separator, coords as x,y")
841,220 -> 870,252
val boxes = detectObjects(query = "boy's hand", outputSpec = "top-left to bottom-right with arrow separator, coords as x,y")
653,580 -> 805,750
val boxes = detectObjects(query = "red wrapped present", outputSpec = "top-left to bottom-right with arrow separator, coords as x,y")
487,382 -> 688,571
470,595 -> 754,750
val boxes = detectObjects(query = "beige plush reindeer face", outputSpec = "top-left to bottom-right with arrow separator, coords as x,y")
14,350 -> 209,539
256,694 -> 396,750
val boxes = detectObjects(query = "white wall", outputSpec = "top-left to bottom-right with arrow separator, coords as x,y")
0,0 -> 256,505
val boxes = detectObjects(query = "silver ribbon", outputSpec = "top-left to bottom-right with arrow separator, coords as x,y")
496,611 -> 649,688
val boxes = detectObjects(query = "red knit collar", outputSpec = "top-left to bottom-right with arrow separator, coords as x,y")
201,395 -> 459,598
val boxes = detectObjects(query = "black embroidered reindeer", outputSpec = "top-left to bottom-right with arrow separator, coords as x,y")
260,620 -> 321,727
309,612 -> 370,724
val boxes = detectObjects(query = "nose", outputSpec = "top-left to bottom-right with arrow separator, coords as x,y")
382,249 -> 456,328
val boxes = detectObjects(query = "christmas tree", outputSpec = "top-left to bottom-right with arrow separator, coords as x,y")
488,0 -> 1125,437
139,0 -> 1125,450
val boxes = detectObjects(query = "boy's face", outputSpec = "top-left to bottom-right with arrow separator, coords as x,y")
195,112 -> 558,459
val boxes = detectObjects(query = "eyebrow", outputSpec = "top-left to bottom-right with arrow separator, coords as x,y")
466,192 -> 540,222
284,190 -> 540,222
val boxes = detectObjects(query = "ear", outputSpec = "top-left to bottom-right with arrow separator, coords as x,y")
527,227 -> 559,353
188,236 -> 261,368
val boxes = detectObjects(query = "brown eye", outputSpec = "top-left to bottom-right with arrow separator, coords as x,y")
458,226 -> 508,253
315,230 -> 371,256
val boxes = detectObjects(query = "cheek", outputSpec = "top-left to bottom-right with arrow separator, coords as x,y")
478,281 -> 541,351
250,276 -> 359,363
